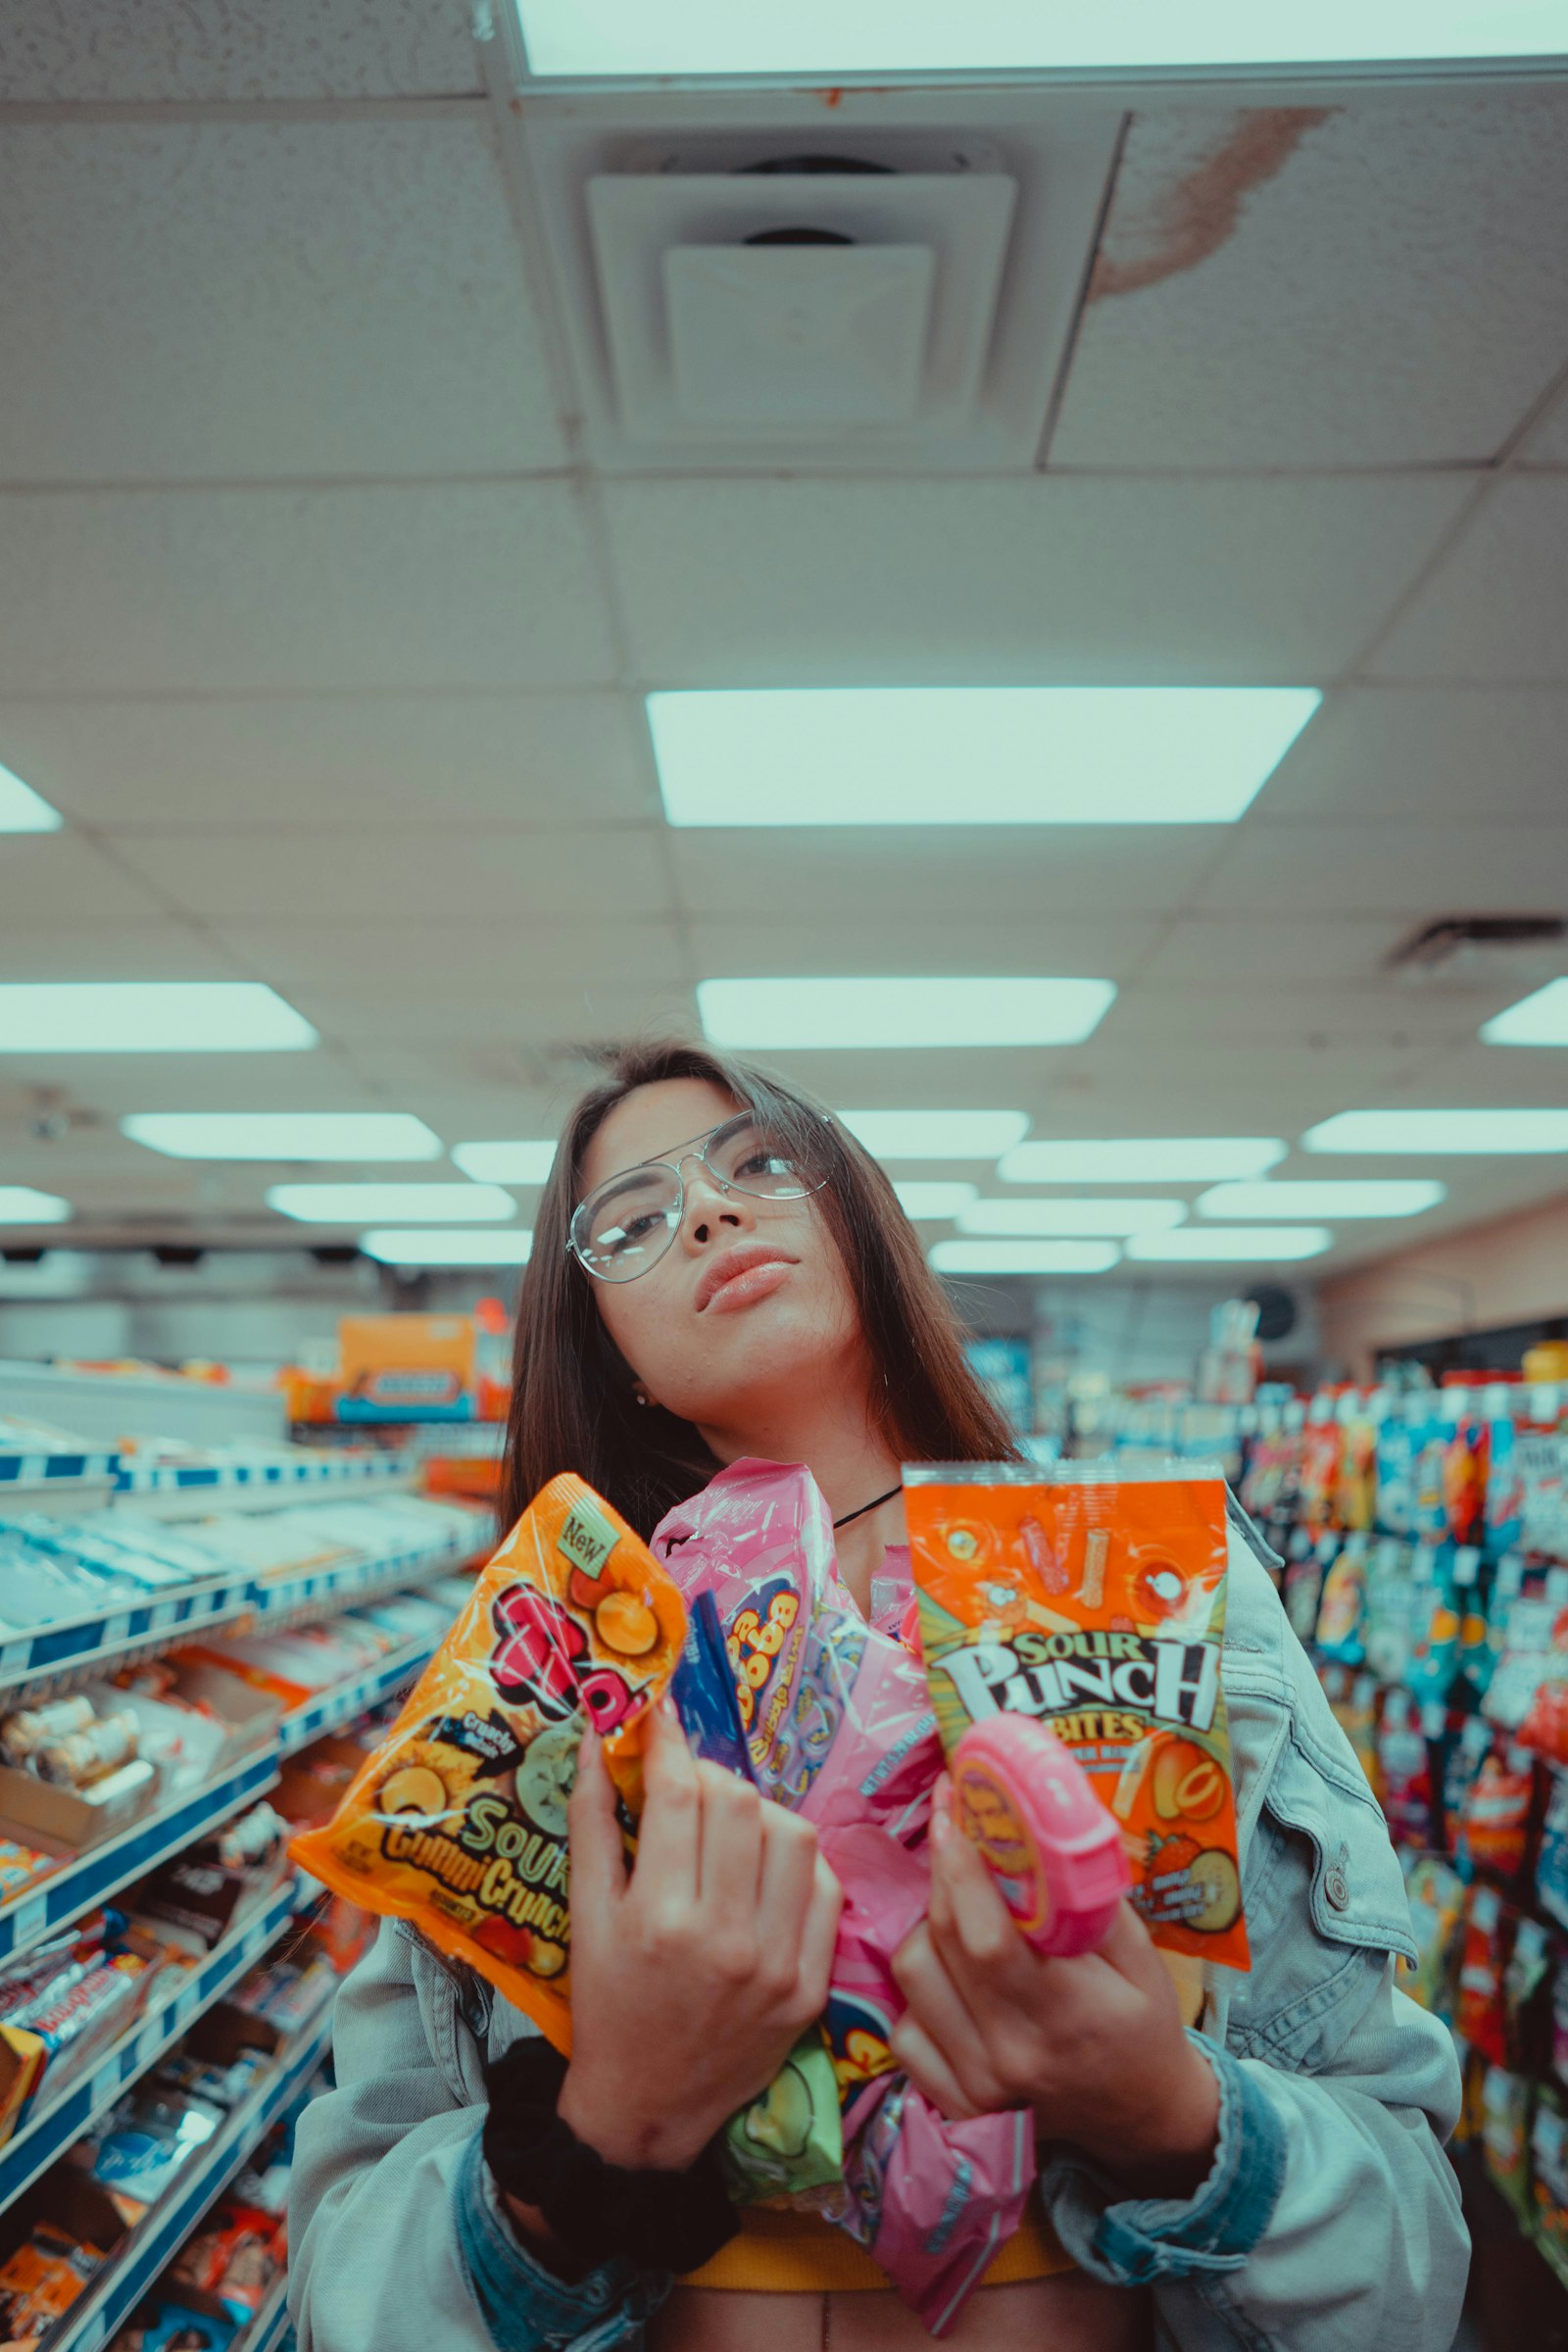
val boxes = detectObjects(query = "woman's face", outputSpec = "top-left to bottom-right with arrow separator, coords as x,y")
576,1077 -> 866,1440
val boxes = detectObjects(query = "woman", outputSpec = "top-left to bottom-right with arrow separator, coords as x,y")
290,1040 -> 1468,2352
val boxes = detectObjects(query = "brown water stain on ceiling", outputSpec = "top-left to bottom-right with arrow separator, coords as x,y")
1091,107 -> 1336,300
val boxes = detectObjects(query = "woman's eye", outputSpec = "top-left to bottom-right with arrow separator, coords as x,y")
737,1151 -> 794,1180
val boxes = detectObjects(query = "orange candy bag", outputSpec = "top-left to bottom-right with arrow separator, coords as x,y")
291,1474 -> 686,2050
905,1461 -> 1250,1971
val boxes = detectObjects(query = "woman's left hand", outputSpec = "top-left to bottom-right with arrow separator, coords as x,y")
890,1805 -> 1221,2199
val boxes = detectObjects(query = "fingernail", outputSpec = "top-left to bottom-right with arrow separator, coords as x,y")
930,1801 -> 951,1850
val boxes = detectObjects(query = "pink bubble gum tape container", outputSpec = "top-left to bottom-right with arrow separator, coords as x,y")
952,1714 -> 1130,1956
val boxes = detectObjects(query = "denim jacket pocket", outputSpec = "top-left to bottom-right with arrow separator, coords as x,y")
1225,1737 -> 1416,2076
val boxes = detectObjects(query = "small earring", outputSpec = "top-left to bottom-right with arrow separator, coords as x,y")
633,1388 -> 650,1408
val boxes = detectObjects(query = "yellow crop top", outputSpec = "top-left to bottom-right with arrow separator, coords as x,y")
677,2201 -> 1072,2293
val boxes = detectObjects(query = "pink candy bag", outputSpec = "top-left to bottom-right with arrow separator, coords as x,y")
652,1460 -> 1038,2334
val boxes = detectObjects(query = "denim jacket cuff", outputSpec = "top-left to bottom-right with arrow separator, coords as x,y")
456,2130 -> 669,2351
1039,2030 -> 1288,2287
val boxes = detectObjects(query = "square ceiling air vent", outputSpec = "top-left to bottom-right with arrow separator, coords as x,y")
586,167 -> 1015,451
501,95 -> 1127,474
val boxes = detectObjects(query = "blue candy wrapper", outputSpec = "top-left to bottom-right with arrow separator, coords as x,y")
668,1590 -> 755,1781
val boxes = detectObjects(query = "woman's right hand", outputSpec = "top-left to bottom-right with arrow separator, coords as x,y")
558,1700 -> 842,2173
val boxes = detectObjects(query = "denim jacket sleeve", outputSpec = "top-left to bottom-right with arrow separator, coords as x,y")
1038,1505 -> 1468,2352
287,1919 -> 668,2352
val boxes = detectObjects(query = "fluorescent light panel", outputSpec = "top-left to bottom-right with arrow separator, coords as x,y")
515,0 -> 1565,74
0,984 -> 316,1054
362,1228 -> 535,1267
1125,1227 -> 1332,1262
651,689 -> 1320,829
1000,1138 -> 1286,1184
122,1113 -> 442,1162
0,1188 -> 71,1225
930,1239 -> 1120,1275
0,763 -> 61,832
268,1184 -> 516,1224
452,1142 -> 560,1185
841,1110 -> 1030,1160
699,976 -> 1114,1051
959,1197 -> 1187,1237
1302,1109 -> 1568,1154
1481,977 -> 1568,1047
894,1181 -> 980,1220
1197,1180 -> 1446,1219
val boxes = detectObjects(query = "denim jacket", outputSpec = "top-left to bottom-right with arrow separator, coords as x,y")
288,1501 -> 1468,2352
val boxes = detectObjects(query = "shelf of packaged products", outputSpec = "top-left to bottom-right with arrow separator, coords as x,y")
235,2272 -> 292,2352
276,1637 -> 434,1757
0,1368 -> 287,1456
0,1530 -> 475,1701
0,1878 -> 303,2219
0,1450 -> 119,1518
0,1752 -> 280,1969
110,1454 -> 419,1520
54,2000 -> 334,2352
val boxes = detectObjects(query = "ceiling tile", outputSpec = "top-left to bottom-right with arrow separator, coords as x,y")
684,915 -> 1161,984
0,121 -> 563,483
669,827 -> 1219,921
1052,93 -> 1568,469
0,694 -> 655,830
0,922 -> 235,982
1190,820 -> 1568,914
106,826 -> 672,922
601,476 -> 1473,686
0,836 -> 177,929
1369,480 -> 1568,680
1104,981 -> 1505,1049
0,484 -> 617,694
1135,915 -> 1404,987
1252,686 -> 1568,818
1526,382 -> 1568,466
0,0 -> 480,100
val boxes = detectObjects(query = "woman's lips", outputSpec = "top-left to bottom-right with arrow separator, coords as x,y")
700,1258 -> 795,1315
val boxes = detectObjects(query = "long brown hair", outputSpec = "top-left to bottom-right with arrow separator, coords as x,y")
501,1039 -> 1020,1538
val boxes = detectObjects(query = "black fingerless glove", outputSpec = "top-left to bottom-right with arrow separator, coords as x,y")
481,2037 -> 738,2276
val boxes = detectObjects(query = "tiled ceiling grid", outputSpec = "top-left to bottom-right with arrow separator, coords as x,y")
0,1 -> 1566,1279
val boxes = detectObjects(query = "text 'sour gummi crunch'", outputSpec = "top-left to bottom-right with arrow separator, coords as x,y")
290,1475 -> 686,2052
904,1461 -> 1250,1971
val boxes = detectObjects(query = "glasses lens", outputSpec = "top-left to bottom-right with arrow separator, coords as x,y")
573,1164 -> 682,1283
708,1113 -> 828,1200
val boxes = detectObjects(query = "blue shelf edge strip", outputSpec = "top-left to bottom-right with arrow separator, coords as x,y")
113,1455 -> 416,1497
277,1642 -> 435,1756
0,1878 -> 301,2217
57,2007 -> 333,2352
0,1454 -> 118,1488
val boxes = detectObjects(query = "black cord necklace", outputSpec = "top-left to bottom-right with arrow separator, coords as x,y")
833,1483 -> 903,1531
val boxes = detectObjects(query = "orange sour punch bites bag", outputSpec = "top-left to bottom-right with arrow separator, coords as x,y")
905,1461 -> 1250,1971
291,1475 -> 686,2051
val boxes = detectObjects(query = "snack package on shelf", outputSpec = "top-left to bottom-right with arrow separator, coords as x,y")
131,1804 -> 291,1955
1533,2085 -> 1568,2288
1376,1690 -> 1438,1849
1444,1713 -> 1496,1855
169,2193 -> 285,2322
1457,1740 -> 1538,1886
1482,2063 -> 1536,2222
1402,1855 -> 1466,2020
904,1459 -> 1249,1969
115,2295 -> 240,2352
74,2085 -> 224,2225
1539,1774 -> 1568,1931
1458,1886 -> 1514,2067
1486,1383 -> 1526,1555
1314,1535 -> 1366,1664
291,1474 -> 686,2051
1505,1914 -> 1554,2077
1375,1396 -> 1426,1540
0,2216 -> 108,2339
1281,1532 -> 1328,1648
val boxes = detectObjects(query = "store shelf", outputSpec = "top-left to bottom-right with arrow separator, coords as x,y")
0,1448 -> 119,1517
111,1454 -> 418,1517
277,1637 -> 434,1756
237,2273 -> 292,2352
0,1879 -> 301,2218
0,1368 -> 286,1453
0,1751 -> 279,1967
55,2002 -> 333,2352
0,1532 -> 471,1701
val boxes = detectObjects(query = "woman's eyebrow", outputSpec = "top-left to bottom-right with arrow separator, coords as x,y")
592,1113 -> 749,1190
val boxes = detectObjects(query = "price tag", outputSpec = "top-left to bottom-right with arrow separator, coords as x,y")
8,1893 -> 49,1950
1453,1546 -> 1483,1588
150,1601 -> 176,1632
0,1640 -> 31,1674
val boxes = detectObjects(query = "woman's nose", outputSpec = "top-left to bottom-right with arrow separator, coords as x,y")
681,1161 -> 754,1245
